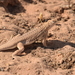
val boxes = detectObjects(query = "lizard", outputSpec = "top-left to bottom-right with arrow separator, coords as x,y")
0,18 -> 58,59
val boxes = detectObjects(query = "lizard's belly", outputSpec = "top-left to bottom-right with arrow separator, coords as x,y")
22,40 -> 35,45
8,45 -> 17,49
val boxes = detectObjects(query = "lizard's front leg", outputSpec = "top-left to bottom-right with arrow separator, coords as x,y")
42,38 -> 47,47
42,31 -> 48,47
12,42 -> 26,59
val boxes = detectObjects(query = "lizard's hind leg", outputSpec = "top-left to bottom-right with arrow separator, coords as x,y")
12,42 -> 26,59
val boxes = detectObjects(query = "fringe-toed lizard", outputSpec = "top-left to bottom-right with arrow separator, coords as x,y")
0,18 -> 58,58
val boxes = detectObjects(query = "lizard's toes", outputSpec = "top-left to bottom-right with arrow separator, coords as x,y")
21,52 -> 26,56
12,52 -> 26,60
12,54 -> 20,60
12,55 -> 19,60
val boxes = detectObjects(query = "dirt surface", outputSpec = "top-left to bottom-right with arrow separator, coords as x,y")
0,0 -> 75,75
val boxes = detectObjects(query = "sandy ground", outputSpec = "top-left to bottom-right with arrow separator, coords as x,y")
0,0 -> 75,75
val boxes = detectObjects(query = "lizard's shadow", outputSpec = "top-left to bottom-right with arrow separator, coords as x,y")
25,40 -> 75,53
47,40 -> 75,49
2,40 -> 75,54
2,43 -> 43,53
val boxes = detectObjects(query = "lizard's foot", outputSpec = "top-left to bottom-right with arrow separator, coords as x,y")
12,42 -> 26,59
42,39 -> 47,47
12,56 -> 19,60
12,52 -> 26,59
